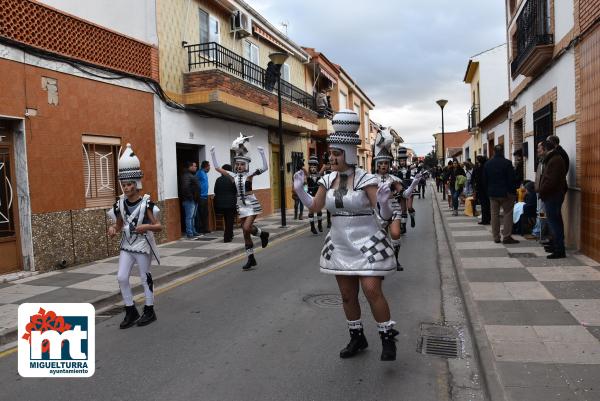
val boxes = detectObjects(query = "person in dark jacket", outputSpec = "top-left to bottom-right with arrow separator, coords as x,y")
213,164 -> 238,243
180,161 -> 200,239
472,155 -> 490,225
547,135 -> 569,174
484,145 -> 519,244
448,160 -> 466,216
513,149 -> 524,189
538,140 -> 568,259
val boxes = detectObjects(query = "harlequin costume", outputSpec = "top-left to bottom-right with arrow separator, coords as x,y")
107,143 -> 159,329
396,146 -> 417,232
211,134 -> 270,270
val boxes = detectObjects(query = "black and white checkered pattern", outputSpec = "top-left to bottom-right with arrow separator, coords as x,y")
321,233 -> 334,261
360,230 -> 394,263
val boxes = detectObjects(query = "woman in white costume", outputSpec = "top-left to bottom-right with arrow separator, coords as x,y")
107,144 -> 162,329
211,134 -> 270,270
293,110 -> 399,361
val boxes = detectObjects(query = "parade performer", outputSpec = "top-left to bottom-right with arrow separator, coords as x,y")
293,110 -> 399,361
211,134 -> 270,270
107,144 -> 161,329
307,155 -> 324,234
396,148 -> 417,233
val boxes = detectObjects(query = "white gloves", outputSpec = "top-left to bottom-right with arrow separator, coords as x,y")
402,173 -> 422,198
257,146 -> 268,173
293,170 -> 313,209
377,183 -> 393,220
210,146 -> 219,169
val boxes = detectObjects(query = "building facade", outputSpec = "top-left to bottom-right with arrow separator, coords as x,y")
0,0 -> 160,273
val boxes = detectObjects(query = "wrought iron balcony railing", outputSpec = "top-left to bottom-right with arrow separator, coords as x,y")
184,42 -> 316,111
510,0 -> 554,76
468,104 -> 479,132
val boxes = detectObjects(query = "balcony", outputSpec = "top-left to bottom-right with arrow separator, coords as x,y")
183,42 -> 318,133
468,104 -> 479,133
510,0 -> 554,77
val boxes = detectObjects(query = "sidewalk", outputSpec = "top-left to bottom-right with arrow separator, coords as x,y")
434,188 -> 600,401
0,211 -> 307,346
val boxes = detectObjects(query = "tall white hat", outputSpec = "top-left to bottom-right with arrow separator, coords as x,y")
328,109 -> 361,166
373,127 -> 394,163
231,133 -> 253,164
118,143 -> 143,189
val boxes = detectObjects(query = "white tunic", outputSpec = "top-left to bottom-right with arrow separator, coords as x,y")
318,169 -> 396,276
227,171 -> 262,218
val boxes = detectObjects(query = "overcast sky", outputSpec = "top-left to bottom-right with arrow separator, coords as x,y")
251,0 -> 507,156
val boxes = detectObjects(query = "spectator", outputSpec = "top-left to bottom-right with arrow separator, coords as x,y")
196,160 -> 211,234
464,161 -> 474,197
180,161 -> 200,239
449,160 -> 466,216
538,140 -> 568,259
316,89 -> 331,118
213,164 -> 237,243
514,180 -> 537,237
473,156 -> 490,225
547,135 -> 569,174
484,145 -> 519,244
442,160 -> 453,206
513,149 -> 524,189
532,141 -> 549,241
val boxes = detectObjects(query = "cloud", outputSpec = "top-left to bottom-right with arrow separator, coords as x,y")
251,0 -> 507,156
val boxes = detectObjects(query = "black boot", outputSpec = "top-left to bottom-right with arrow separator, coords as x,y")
260,231 -> 270,248
242,254 -> 257,270
317,219 -> 323,232
339,328 -> 368,358
310,221 -> 318,235
394,246 -> 403,271
380,330 -> 398,361
119,304 -> 140,329
400,222 -> 407,235
137,305 -> 157,326
409,209 -> 416,228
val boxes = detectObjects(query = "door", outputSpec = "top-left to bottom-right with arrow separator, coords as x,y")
242,40 -> 260,85
176,143 -> 201,235
0,132 -> 21,273
271,150 -> 280,209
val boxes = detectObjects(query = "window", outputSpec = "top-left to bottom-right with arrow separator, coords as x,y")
82,136 -> 120,208
281,63 -> 290,83
533,103 -> 553,170
364,112 -> 369,141
199,9 -> 209,43
209,15 -> 220,43
242,40 -> 260,85
339,91 -> 347,110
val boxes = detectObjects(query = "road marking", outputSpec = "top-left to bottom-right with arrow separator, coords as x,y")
0,229 -> 307,360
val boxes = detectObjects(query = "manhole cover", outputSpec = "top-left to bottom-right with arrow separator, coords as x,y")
509,252 -> 537,258
417,323 -> 462,359
303,294 -> 343,308
195,237 -> 219,241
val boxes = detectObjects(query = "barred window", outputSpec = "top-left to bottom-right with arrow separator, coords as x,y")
82,135 -> 120,208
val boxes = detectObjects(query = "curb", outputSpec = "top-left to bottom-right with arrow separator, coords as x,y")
432,189 -> 508,401
0,223 -> 308,348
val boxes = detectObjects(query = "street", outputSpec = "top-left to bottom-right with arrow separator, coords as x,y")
0,195 -> 454,401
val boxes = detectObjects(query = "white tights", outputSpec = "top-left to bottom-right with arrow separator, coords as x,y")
117,251 -> 154,306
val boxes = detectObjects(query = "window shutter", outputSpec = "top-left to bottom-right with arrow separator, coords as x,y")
82,139 -> 120,209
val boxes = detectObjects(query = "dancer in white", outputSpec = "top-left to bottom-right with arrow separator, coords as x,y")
107,144 -> 161,329
306,155 -> 324,235
293,110 -> 400,361
372,127 -> 421,269
211,134 -> 270,270
396,147 -> 417,234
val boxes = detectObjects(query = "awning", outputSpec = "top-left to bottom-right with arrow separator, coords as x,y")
318,65 -> 337,85
253,25 -> 287,53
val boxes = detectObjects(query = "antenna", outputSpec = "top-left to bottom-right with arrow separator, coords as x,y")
280,21 -> 289,35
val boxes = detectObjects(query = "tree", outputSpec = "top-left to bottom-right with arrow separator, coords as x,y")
423,151 -> 438,169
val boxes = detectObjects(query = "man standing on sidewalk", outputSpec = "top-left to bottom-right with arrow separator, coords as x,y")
196,160 -> 211,234
538,140 -> 568,259
484,145 -> 519,244
180,161 -> 200,239
473,155 -> 490,225
213,164 -> 237,242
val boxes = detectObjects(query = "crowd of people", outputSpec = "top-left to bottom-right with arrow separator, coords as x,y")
430,135 -> 569,259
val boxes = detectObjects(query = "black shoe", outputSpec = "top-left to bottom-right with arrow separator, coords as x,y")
502,237 -> 519,244
318,220 -> 323,232
137,305 -> 157,326
494,239 -> 501,244
380,330 -> 398,361
410,214 -> 416,228
478,221 -> 490,225
544,246 -> 555,253
310,223 -> 318,235
242,254 -> 257,270
119,305 -> 140,329
547,251 -> 566,259
400,223 -> 407,235
340,328 -> 368,359
541,240 -> 552,246
260,231 -> 270,248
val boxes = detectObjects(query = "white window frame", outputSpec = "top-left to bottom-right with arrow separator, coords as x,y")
209,15 -> 220,44
199,8 -> 209,43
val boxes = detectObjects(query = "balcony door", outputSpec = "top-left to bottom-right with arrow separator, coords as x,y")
243,40 -> 260,85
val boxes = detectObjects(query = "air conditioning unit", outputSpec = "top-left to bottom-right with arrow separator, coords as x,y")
230,10 -> 251,37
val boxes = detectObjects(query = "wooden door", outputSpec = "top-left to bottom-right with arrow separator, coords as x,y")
0,133 -> 21,273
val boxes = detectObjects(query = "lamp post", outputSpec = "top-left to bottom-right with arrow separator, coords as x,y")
436,99 -> 448,200
269,52 -> 289,227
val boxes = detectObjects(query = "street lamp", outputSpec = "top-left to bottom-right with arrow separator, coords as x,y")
436,99 -> 448,200
269,52 -> 289,227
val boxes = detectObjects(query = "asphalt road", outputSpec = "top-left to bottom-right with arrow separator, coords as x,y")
0,193 -> 449,401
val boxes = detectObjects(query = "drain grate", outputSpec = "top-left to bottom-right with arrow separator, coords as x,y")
509,252 -> 537,258
194,237 -> 219,241
417,323 -> 462,358
303,294 -> 343,308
